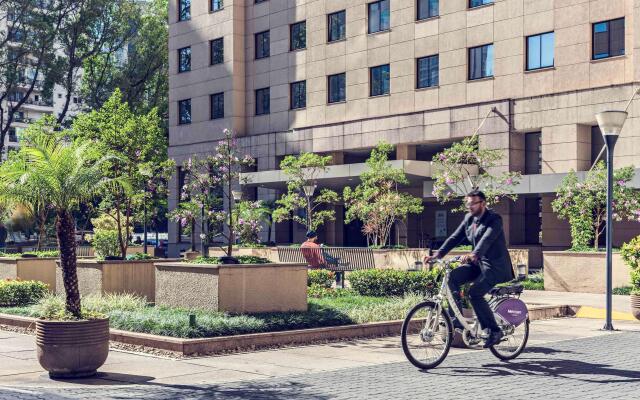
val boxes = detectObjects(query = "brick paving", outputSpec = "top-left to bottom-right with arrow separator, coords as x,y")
1,330 -> 639,400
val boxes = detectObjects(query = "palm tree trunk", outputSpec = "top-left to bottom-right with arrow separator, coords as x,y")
56,209 -> 81,318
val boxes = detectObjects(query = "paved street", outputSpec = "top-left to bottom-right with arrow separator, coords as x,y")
0,318 -> 638,399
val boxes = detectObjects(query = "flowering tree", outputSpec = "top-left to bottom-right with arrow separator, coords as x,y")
233,200 -> 270,246
170,130 -> 254,258
552,161 -> 640,250
343,142 -> 424,247
273,152 -> 340,231
431,136 -> 521,212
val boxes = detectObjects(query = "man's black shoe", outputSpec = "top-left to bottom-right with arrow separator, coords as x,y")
483,330 -> 504,348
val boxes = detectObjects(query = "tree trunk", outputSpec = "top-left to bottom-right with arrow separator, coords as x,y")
56,210 -> 81,318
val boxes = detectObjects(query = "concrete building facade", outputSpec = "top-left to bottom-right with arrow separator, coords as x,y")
168,0 -> 640,265
1,7 -> 83,160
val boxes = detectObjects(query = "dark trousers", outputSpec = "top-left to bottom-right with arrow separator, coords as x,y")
448,263 -> 499,332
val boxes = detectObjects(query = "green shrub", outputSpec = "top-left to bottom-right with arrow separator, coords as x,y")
307,269 -> 335,288
0,279 -> 48,307
189,256 -> 220,264
27,293 -> 145,320
93,230 -> 121,259
621,235 -> 640,295
613,286 -> 633,296
236,255 -> 271,264
348,269 -> 438,297
307,284 -> 353,298
126,252 -> 154,261
188,255 -> 272,265
0,251 -> 60,259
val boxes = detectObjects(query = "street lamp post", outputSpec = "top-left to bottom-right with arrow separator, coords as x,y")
143,189 -> 148,255
595,110 -> 628,331
302,184 -> 317,228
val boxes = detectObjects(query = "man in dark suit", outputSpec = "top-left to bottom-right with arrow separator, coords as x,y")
424,190 -> 515,348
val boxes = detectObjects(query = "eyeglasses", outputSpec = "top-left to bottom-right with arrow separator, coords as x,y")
465,200 -> 483,208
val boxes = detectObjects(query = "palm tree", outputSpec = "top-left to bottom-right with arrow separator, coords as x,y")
0,132 -> 121,318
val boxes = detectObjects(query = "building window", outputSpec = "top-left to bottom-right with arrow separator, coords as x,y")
368,0 -> 390,34
210,93 -> 224,119
290,21 -> 306,51
527,32 -> 554,70
524,132 -> 541,175
178,99 -> 191,125
593,18 -> 625,60
211,0 -> 222,11
8,127 -> 17,142
178,46 -> 191,73
370,64 -> 390,96
255,31 -> 270,59
417,55 -> 439,88
178,0 -> 190,21
469,0 -> 493,8
328,10 -> 346,42
290,81 -> 306,110
328,73 -> 346,103
255,0 -> 268,3
417,0 -> 438,20
255,88 -> 270,115
210,38 -> 223,65
468,44 -> 493,80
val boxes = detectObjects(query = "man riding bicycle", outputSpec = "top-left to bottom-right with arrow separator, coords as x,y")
424,190 -> 515,348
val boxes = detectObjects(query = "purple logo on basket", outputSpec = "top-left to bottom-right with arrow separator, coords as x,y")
493,298 -> 528,327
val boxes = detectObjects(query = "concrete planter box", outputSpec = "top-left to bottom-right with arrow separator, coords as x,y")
55,259 -> 176,302
208,247 -> 276,260
543,251 -> 630,293
154,262 -> 308,313
0,257 -> 57,292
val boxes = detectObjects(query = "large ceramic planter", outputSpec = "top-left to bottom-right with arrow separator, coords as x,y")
36,318 -> 109,378
631,294 -> 640,321
154,262 -> 308,313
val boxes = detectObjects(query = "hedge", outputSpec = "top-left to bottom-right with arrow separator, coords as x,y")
307,269 -> 335,288
0,279 -> 49,307
349,269 -> 439,297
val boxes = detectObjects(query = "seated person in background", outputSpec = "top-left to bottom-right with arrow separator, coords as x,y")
301,230 -> 325,268
301,230 -> 340,268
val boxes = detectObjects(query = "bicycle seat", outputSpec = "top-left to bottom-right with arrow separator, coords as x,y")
489,283 -> 524,296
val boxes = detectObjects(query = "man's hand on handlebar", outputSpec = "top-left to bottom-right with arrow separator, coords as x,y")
460,253 -> 479,264
423,253 -> 439,264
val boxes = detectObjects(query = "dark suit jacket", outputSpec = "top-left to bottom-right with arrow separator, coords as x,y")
437,209 -> 514,284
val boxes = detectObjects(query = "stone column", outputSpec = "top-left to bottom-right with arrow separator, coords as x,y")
323,205 -> 344,246
396,144 -> 416,160
541,124 -> 591,174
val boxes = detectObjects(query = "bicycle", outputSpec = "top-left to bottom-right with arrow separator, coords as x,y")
400,257 -> 530,370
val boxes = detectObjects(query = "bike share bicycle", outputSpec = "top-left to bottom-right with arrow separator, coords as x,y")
401,256 -> 530,370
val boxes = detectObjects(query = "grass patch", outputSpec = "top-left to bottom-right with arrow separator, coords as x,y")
1,292 -> 422,339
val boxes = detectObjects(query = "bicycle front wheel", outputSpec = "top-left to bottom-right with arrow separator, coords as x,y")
489,318 -> 529,360
401,300 -> 453,370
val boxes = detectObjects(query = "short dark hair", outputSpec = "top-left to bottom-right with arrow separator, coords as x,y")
466,190 -> 486,201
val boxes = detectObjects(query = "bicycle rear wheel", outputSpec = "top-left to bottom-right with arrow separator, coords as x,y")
489,318 -> 529,360
401,300 -> 453,370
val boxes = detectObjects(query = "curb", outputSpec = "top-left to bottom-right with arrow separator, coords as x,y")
0,304 -> 578,356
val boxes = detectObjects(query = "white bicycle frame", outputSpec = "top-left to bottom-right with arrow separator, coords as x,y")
427,259 -> 487,339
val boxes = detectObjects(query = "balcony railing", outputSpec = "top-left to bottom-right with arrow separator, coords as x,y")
13,115 -> 31,123
24,97 -> 53,107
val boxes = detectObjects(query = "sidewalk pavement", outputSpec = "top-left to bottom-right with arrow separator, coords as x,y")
0,317 -> 638,399
522,290 -> 636,320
